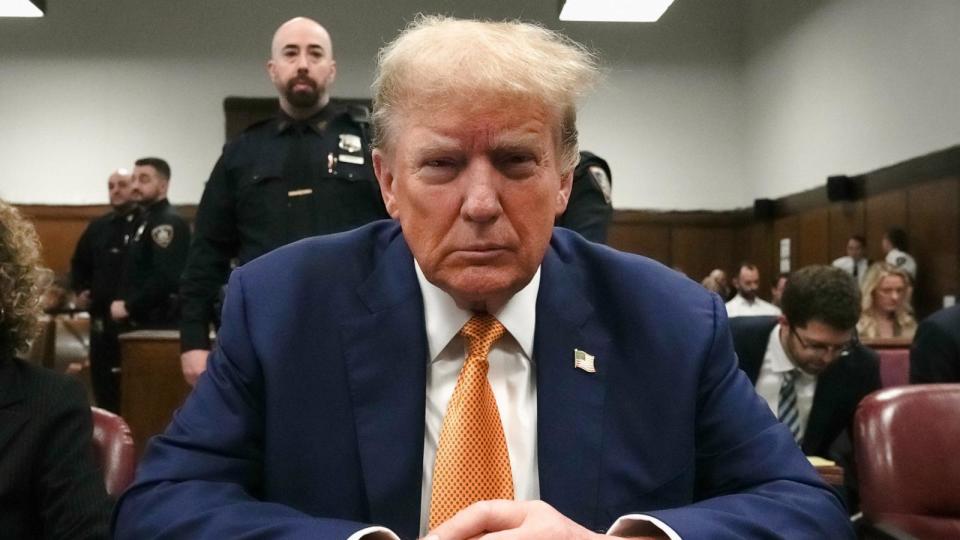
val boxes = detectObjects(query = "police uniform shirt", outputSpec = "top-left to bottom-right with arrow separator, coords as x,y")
121,198 -> 190,326
71,207 -> 140,316
179,102 -> 389,351
885,248 -> 917,280
556,151 -> 613,244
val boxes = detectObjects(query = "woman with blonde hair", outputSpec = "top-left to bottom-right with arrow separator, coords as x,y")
0,199 -> 111,539
857,262 -> 917,339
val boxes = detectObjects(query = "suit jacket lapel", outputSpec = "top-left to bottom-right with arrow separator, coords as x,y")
341,234 -> 426,539
535,246 -> 609,529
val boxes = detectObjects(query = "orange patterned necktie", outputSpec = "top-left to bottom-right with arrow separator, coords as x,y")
428,313 -> 514,529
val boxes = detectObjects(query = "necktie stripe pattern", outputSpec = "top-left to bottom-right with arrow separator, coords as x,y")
778,370 -> 802,443
428,314 -> 514,529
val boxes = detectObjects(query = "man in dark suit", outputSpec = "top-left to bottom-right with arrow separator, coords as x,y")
729,265 -> 881,510
911,304 -> 960,383
114,17 -> 851,540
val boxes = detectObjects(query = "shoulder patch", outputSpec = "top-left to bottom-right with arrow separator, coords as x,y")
151,224 -> 174,248
588,165 -> 612,204
896,256 -> 907,266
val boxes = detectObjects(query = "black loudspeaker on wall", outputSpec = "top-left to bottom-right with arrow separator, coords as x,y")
754,198 -> 776,220
827,175 -> 861,202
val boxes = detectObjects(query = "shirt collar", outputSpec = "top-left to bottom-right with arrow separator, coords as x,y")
766,323 -> 814,379
276,103 -> 340,135
415,260 -> 539,363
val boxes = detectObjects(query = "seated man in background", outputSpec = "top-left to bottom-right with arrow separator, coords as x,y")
0,199 -> 112,539
729,265 -> 881,510
770,272 -> 789,308
71,168 -> 139,412
555,150 -> 613,243
831,235 -> 869,286
115,16 -> 851,540
726,262 -> 781,317
910,303 -> 960,383
111,158 -> 190,329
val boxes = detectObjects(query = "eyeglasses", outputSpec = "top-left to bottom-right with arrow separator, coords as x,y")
790,327 -> 858,357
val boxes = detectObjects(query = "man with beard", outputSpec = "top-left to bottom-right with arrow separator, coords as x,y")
71,169 -> 140,412
179,17 -> 389,385
112,158 -> 190,330
726,262 -> 781,317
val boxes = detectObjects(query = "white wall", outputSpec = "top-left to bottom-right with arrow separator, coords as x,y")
0,0 -> 750,209
743,0 -> 960,200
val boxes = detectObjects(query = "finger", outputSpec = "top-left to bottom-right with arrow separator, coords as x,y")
428,500 -> 526,540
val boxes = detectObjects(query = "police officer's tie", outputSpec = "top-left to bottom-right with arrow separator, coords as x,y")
778,369 -> 802,443
429,314 -> 513,529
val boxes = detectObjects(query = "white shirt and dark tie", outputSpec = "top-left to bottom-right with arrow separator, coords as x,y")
755,325 -> 817,443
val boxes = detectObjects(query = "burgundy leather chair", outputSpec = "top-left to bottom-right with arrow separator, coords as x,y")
91,406 -> 136,497
854,385 -> 960,539
876,348 -> 910,388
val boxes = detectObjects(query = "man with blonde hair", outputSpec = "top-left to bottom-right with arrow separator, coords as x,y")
116,16 -> 850,540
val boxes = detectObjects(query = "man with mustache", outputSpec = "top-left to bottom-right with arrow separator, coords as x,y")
179,17 -> 389,385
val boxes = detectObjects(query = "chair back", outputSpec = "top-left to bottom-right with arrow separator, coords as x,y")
876,348 -> 910,387
91,406 -> 136,497
855,385 -> 960,538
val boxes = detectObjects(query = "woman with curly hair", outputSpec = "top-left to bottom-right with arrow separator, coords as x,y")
857,262 -> 917,339
0,199 -> 111,539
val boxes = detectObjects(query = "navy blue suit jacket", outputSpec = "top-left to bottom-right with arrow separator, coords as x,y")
114,221 -> 851,539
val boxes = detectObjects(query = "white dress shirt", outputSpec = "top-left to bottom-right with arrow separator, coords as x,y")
353,262 -> 679,540
755,325 -> 817,442
725,293 -> 782,318
885,248 -> 917,279
831,256 -> 869,286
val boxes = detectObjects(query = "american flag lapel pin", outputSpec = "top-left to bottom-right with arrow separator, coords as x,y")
573,349 -> 596,373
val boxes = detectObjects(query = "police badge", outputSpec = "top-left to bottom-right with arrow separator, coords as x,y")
151,224 -> 174,248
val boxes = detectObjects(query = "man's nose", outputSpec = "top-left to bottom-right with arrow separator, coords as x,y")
461,166 -> 502,223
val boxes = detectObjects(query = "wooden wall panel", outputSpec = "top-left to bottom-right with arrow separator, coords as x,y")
671,227 -> 736,282
734,222 -> 774,285
608,223 -> 671,265
828,201 -> 865,260
864,191 -> 908,263
907,177 -> 960,314
798,207 -> 830,269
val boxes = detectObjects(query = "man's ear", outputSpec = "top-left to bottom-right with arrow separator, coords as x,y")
266,59 -> 278,85
778,314 -> 789,328
555,170 -> 573,217
372,149 -> 400,218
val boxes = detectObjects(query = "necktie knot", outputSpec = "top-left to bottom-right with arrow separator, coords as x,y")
460,314 -> 506,360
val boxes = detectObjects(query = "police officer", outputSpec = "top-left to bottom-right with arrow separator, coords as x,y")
882,227 -> 917,281
556,151 -> 613,243
112,158 -> 190,330
179,17 -> 388,385
71,169 -> 140,412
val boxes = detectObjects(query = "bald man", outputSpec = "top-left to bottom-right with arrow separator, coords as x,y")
179,17 -> 389,385
71,168 -> 140,412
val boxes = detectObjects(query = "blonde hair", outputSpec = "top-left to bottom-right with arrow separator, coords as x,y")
0,200 -> 49,358
371,15 -> 599,174
857,262 -> 916,339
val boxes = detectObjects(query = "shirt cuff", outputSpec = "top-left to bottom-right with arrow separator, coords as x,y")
607,514 -> 682,540
346,525 -> 401,540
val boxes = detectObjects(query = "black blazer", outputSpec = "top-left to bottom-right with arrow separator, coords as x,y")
0,357 -> 111,539
910,304 -> 960,383
728,316 -> 881,458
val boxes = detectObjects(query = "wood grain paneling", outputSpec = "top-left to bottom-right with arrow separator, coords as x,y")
864,191 -> 908,263
798,208 -> 830,269
671,226 -> 736,281
907,177 -> 960,314
608,222 -> 671,264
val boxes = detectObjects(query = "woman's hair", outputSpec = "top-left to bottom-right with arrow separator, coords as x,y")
0,200 -> 49,358
857,262 -> 916,338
